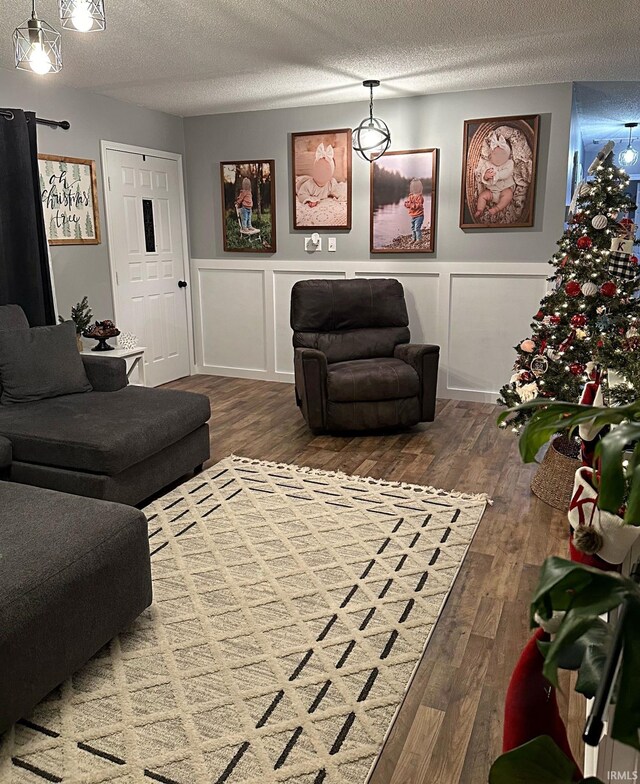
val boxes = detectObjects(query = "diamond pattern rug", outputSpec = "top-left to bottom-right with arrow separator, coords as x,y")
0,456 -> 489,784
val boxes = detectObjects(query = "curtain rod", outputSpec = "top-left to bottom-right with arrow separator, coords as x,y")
0,109 -> 70,130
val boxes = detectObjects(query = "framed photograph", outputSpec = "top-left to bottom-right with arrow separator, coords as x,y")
459,114 -> 540,229
220,160 -> 276,253
370,148 -> 438,253
292,128 -> 352,230
38,154 -> 101,245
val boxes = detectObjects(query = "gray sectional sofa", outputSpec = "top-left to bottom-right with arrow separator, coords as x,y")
0,475 -> 152,733
0,304 -> 211,505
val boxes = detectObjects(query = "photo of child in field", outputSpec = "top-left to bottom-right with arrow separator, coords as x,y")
292,129 -> 351,229
220,161 -> 276,253
371,148 -> 437,253
460,115 -> 539,228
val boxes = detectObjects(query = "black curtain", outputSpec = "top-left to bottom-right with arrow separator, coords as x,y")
0,109 -> 55,326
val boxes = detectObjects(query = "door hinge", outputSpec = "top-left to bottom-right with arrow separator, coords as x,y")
107,176 -> 111,191
115,271 -> 119,285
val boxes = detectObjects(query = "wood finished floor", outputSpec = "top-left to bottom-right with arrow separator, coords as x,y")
167,375 -> 582,784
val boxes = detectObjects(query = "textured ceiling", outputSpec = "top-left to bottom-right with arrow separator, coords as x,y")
1,0 -> 639,117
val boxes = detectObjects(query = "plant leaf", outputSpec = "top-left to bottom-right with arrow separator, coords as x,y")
488,736 -> 584,783
573,618 -> 614,698
624,441 -> 640,526
594,421 -> 640,512
611,599 -> 640,751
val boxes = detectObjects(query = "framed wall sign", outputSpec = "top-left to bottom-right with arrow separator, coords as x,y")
38,154 -> 101,245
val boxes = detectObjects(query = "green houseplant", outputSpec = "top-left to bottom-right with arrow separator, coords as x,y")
490,399 -> 640,783
58,296 -> 93,351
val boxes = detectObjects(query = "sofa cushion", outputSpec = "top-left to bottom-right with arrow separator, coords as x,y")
0,385 -> 211,475
0,305 -> 29,331
0,321 -> 92,405
327,357 -> 419,402
0,482 -> 151,732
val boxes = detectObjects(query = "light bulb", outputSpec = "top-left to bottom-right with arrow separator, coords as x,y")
28,41 -> 52,74
71,0 -> 93,31
618,146 -> 639,167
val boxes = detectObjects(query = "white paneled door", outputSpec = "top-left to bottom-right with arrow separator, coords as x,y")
104,148 -> 191,387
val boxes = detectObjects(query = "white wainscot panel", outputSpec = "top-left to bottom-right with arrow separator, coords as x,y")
273,270 -> 346,374
198,268 -> 266,372
354,271 -> 439,344
448,273 -> 547,396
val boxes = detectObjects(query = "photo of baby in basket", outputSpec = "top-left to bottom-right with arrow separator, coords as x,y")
460,114 -> 540,229
292,129 -> 351,230
220,160 -> 276,253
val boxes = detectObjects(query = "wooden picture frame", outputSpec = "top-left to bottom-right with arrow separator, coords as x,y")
459,114 -> 540,229
370,148 -> 438,254
220,160 -> 276,254
38,154 -> 101,245
291,128 -> 352,230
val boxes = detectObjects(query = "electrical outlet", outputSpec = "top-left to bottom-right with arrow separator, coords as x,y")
328,237 -> 337,252
304,235 -> 322,252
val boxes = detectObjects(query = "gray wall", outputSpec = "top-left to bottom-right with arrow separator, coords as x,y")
184,82 -> 573,263
0,66 -> 185,321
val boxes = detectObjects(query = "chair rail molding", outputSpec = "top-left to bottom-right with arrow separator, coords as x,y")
190,257 -> 550,403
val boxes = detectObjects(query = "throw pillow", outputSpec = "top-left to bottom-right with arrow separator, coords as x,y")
0,321 -> 92,405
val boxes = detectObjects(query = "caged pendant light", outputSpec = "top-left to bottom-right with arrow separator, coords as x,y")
59,0 -> 106,32
352,79 -> 391,162
618,122 -> 639,168
14,0 -> 62,74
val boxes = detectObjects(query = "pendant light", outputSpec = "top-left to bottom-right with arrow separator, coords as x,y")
618,122 -> 639,168
59,0 -> 106,32
352,80 -> 391,162
14,0 -> 62,74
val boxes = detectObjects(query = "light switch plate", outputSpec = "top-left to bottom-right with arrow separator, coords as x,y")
328,237 -> 337,252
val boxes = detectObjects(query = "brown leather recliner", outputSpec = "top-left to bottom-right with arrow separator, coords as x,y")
291,278 -> 440,432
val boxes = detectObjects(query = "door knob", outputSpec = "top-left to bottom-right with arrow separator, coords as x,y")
178,280 -> 188,289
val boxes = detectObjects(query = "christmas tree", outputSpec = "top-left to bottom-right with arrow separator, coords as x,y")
499,143 -> 639,431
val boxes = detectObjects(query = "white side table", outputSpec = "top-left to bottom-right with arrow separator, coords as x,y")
81,346 -> 147,387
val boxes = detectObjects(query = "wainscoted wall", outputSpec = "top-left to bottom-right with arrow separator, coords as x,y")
191,258 -> 549,403
185,82 -> 571,400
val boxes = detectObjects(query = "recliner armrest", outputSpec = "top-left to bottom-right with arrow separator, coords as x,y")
394,343 -> 440,422
0,436 -> 12,471
82,355 -> 128,392
294,347 -> 328,431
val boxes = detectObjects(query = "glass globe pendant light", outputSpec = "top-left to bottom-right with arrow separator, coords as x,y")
352,80 -> 391,162
14,0 -> 62,74
618,122 -> 639,168
59,0 -> 106,32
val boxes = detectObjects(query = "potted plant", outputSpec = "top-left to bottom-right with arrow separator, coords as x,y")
58,296 -> 93,351
490,398 -> 640,783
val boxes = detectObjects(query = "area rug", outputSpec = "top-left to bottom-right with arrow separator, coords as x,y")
1,456 -> 489,784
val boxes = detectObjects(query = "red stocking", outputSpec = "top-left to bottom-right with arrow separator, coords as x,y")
503,628 -> 583,781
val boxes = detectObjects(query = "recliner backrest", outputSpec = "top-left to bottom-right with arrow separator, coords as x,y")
291,278 -> 410,363
0,305 -> 29,332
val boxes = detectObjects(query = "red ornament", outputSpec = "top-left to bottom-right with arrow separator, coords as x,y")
597,340 -> 604,348
550,315 -> 561,325
600,282 -> 617,297
576,236 -> 592,250
569,362 -> 585,376
630,255 -> 639,266
572,212 -> 585,224
533,310 -> 544,321
565,281 -> 581,297
570,314 -> 587,328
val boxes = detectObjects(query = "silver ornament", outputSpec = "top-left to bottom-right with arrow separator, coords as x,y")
591,214 -> 608,230
581,281 -> 598,296
531,355 -> 549,376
